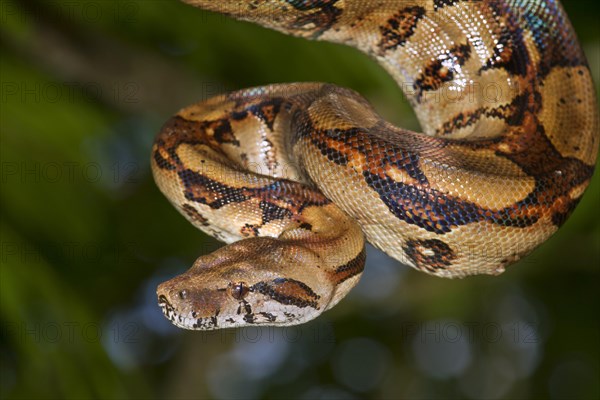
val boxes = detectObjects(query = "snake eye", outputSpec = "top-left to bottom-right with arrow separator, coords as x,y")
229,282 -> 250,300
178,289 -> 188,300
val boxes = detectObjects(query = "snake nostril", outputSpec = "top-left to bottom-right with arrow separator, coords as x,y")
158,295 -> 169,305
178,289 -> 188,300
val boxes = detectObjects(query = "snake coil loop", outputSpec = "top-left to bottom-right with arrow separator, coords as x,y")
152,0 -> 598,330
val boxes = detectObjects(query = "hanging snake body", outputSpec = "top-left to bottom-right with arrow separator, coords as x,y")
152,0 -> 598,330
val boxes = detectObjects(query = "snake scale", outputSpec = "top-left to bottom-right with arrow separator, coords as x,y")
152,0 -> 598,330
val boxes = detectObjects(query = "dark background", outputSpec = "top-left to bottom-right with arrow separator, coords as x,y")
1,0 -> 599,399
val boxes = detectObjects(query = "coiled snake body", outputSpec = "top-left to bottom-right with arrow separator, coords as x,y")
152,0 -> 598,330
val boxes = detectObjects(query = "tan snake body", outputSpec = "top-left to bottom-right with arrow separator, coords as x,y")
151,0 -> 598,330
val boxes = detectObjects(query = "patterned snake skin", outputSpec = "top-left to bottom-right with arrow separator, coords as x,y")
152,0 -> 598,330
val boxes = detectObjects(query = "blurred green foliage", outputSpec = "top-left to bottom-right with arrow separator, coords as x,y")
1,0 -> 599,399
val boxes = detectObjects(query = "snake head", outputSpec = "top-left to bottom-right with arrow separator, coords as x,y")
157,238 -> 328,330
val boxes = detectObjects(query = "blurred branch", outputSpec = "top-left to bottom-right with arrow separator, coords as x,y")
1,0 -> 212,115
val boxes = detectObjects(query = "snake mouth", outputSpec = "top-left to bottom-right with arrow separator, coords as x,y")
158,295 -> 178,324
157,294 -> 221,330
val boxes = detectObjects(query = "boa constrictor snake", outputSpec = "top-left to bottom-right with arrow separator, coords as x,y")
152,0 -> 598,330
